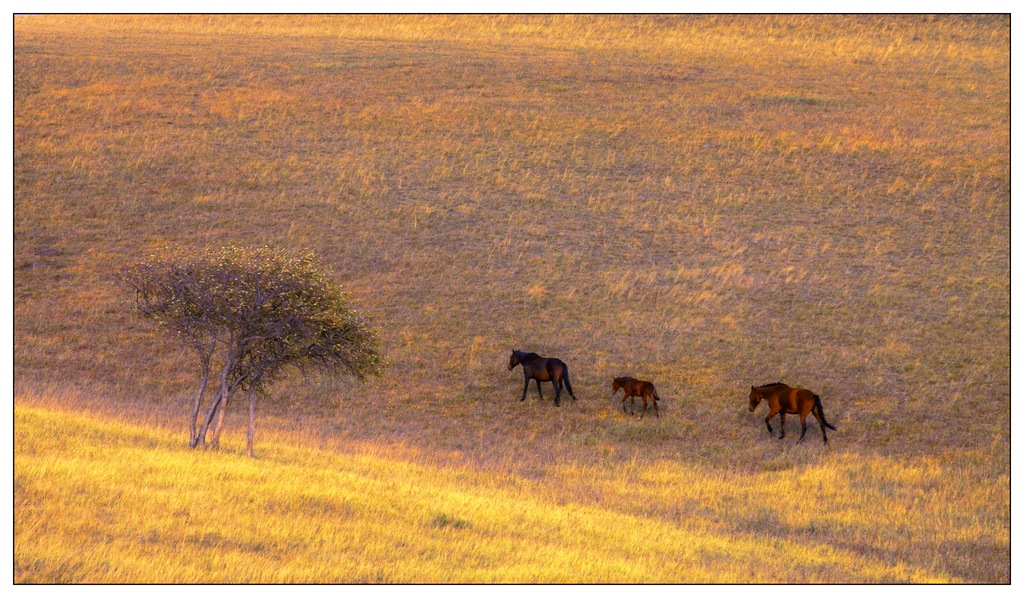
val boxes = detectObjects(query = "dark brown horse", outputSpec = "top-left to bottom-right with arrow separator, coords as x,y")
612,376 -> 661,418
508,350 -> 576,407
748,382 -> 837,444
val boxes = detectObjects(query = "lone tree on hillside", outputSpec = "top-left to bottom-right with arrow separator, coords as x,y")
118,245 -> 383,457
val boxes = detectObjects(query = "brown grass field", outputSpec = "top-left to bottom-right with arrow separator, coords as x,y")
13,15 -> 1009,583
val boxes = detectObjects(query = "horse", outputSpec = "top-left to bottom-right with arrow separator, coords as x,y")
748,382 -> 837,444
612,376 -> 661,418
508,350 -> 576,407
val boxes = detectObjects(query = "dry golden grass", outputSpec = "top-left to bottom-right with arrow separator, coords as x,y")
14,15 -> 1008,582
15,401 -> 1004,583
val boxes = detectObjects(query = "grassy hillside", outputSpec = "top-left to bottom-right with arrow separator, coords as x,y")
14,15 -> 1009,582
16,403 -> 1003,583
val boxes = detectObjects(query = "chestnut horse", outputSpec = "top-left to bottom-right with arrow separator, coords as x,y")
508,350 -> 576,407
748,382 -> 836,443
612,376 -> 661,418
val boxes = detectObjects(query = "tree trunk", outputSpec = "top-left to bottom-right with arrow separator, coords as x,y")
211,392 -> 228,448
210,382 -> 239,448
194,356 -> 234,448
194,383 -> 223,448
246,384 -> 258,458
189,362 -> 211,446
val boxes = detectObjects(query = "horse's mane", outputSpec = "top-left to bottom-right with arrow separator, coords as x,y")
755,381 -> 784,388
513,350 -> 541,360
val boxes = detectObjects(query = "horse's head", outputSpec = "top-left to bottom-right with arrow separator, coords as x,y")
508,350 -> 521,371
611,378 -> 622,393
748,386 -> 763,411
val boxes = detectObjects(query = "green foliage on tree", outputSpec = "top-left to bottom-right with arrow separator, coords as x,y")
118,245 -> 383,456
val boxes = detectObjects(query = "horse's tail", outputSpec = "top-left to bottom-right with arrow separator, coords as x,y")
814,394 -> 837,430
562,364 -> 575,397
652,387 -> 661,403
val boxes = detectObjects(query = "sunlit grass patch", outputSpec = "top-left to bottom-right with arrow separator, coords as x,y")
17,405 -> 999,582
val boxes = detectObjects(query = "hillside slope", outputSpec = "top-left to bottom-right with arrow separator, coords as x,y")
18,405 -> 1000,583
14,15 -> 1009,582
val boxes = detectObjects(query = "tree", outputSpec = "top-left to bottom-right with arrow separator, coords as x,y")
118,245 -> 383,456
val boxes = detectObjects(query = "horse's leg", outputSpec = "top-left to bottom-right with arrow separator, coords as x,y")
535,379 -> 544,400
639,396 -> 647,419
552,377 -> 562,407
621,394 -> 628,414
764,406 -> 779,435
521,377 -> 530,401
798,412 -> 809,443
652,396 -> 659,419
778,413 -> 786,440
